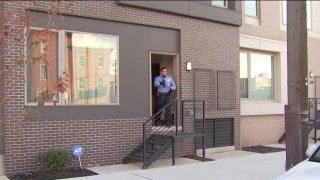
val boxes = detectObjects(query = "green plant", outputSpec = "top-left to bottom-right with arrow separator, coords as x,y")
38,149 -> 70,171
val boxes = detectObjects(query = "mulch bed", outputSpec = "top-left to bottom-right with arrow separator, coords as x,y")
9,167 -> 98,180
242,145 -> 286,154
182,154 -> 214,162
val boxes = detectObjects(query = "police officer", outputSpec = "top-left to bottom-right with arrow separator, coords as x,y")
154,67 -> 176,126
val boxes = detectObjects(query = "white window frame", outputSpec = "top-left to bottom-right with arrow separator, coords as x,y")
240,50 -> 275,101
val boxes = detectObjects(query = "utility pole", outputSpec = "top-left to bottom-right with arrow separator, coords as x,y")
285,1 -> 308,170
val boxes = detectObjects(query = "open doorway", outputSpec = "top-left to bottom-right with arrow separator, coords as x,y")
150,53 -> 179,116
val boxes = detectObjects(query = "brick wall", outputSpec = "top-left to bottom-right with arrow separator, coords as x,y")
5,117 -> 146,173
0,0 -> 4,154
3,1 -> 240,175
241,115 -> 285,146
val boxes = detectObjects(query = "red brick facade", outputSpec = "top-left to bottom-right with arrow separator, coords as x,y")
2,1 -> 240,175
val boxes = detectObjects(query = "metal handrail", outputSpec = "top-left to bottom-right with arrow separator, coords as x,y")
309,98 -> 320,143
142,99 -> 205,168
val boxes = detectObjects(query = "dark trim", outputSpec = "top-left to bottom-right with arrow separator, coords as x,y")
27,7 -> 180,32
117,0 -> 242,26
28,106 -> 149,121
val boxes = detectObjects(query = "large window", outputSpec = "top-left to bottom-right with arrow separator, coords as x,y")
245,0 -> 258,17
240,51 -> 274,100
26,29 -> 58,104
282,0 -> 311,30
26,29 -> 119,105
211,0 -> 227,7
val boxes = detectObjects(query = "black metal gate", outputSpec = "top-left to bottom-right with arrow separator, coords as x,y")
195,118 -> 234,149
309,98 -> 320,142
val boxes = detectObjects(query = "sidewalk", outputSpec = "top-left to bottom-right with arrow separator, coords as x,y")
66,150 -> 286,180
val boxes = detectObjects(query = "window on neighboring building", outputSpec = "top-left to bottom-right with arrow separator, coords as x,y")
245,0 -> 258,17
240,53 -> 248,98
282,0 -> 311,30
240,51 -> 274,100
306,0 -> 311,30
211,0 -> 227,7
282,1 -> 287,25
78,55 -> 85,67
97,76 -> 104,89
40,39 -> 47,54
26,29 -> 119,105
39,64 -> 48,80
98,56 -> 104,68
78,77 -> 85,89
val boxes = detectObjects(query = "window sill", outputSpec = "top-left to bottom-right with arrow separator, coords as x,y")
211,5 -> 228,9
241,101 -> 285,115
25,103 -> 120,106
245,16 -> 260,26
241,99 -> 277,103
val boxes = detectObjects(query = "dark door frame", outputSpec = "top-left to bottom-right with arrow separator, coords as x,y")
149,51 -> 179,116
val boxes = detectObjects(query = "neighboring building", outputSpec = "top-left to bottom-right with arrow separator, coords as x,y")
240,0 -> 320,146
1,1 -> 242,175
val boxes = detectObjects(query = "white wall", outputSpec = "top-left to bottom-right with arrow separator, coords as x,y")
240,34 -> 287,115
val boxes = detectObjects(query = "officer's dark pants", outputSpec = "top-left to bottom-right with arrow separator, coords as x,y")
154,91 -> 174,126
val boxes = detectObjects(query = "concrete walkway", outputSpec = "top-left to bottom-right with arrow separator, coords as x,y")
66,150 -> 286,180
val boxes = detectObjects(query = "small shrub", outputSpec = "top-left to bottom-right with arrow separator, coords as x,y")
38,149 -> 70,171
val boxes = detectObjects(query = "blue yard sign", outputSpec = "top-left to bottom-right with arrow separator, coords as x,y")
72,145 -> 84,169
72,145 -> 84,157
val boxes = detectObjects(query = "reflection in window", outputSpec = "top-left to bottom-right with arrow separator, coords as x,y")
40,64 -> 48,80
26,29 -> 58,103
98,56 -> 104,67
40,39 -> 47,54
282,0 -> 311,30
240,51 -> 274,100
250,54 -> 273,100
78,77 -> 85,89
240,53 -> 248,98
79,55 -> 85,67
64,31 -> 119,104
211,0 -> 227,7
245,0 -> 258,17
282,1 -> 287,24
97,76 -> 103,89
307,0 -> 311,30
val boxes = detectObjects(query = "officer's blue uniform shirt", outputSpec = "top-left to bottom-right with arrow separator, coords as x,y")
154,75 -> 176,93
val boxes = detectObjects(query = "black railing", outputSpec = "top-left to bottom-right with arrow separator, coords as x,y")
142,99 -> 205,168
309,98 -> 320,142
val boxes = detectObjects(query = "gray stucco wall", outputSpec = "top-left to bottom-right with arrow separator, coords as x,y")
29,11 -> 179,119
